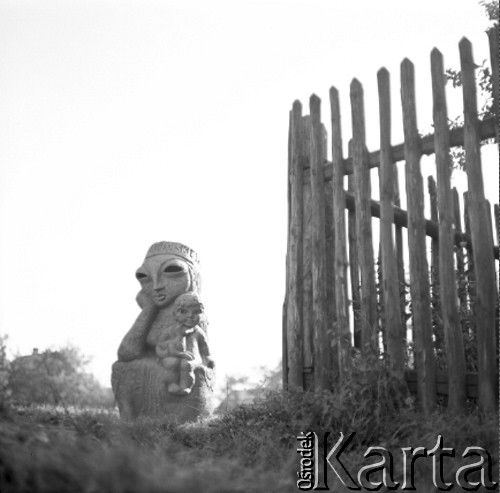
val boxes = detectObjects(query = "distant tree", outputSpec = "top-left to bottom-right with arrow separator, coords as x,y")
215,362 -> 283,413
258,362 -> 282,390
216,363 -> 282,400
8,345 -> 113,408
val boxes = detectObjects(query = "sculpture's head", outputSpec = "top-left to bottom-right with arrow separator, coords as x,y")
173,292 -> 204,329
135,241 -> 201,308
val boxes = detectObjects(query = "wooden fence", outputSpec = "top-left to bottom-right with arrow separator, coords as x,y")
282,30 -> 499,414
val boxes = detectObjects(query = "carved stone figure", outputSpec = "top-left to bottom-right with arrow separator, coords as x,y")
156,292 -> 214,396
111,241 -> 215,422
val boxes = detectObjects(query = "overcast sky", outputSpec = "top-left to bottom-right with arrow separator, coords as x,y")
0,0 -> 497,387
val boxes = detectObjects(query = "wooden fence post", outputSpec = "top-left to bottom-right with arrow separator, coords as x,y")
452,189 -> 467,309
285,101 -> 305,390
330,87 -> 350,379
428,177 -> 439,287
350,79 -> 378,355
460,38 -> 497,413
494,204 -> 499,245
431,48 -> 466,411
324,128 -> 337,379
309,95 -> 331,391
427,176 -> 444,356
301,116 -> 314,390
463,192 -> 476,352
393,165 -> 407,347
347,141 -> 361,349
377,67 -> 404,372
401,58 -> 436,413
283,109 -> 292,390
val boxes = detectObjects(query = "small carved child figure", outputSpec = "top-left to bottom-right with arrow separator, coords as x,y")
156,292 -> 215,395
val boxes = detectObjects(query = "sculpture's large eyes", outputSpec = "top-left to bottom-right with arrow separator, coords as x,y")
161,260 -> 187,276
136,271 -> 148,281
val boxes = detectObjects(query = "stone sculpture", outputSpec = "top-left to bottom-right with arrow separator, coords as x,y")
111,241 -> 215,422
156,292 -> 215,395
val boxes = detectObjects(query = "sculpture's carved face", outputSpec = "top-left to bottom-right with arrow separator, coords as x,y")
135,255 -> 191,308
174,303 -> 203,328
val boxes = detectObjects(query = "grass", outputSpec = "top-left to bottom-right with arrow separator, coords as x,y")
0,403 -> 297,493
0,377 -> 498,492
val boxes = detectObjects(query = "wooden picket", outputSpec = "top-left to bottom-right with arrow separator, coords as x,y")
377,68 -> 405,372
431,49 -> 466,411
460,38 -> 497,413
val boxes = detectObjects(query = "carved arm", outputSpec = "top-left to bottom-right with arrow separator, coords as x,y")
196,330 -> 215,369
117,306 -> 158,361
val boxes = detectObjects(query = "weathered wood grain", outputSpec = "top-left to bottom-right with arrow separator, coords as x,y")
339,191 -> 500,258
283,109 -> 292,390
351,79 -> 377,354
330,87 -> 350,379
347,141 -> 361,349
452,189 -> 467,309
301,116 -> 314,390
323,133 -> 337,378
463,192 -> 476,337
427,176 -> 439,287
488,27 -> 499,127
377,67 -> 404,371
285,101 -> 305,390
309,95 -> 330,390
393,165 -> 407,345
405,370 -> 492,400
494,203 -> 499,246
401,58 -> 436,413
460,38 -> 497,413
303,116 -> 496,179
431,48 -> 466,411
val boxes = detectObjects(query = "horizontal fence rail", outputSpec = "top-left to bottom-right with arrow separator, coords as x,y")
304,115 -> 497,177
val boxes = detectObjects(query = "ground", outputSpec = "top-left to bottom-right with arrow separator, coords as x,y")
0,389 -> 497,492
